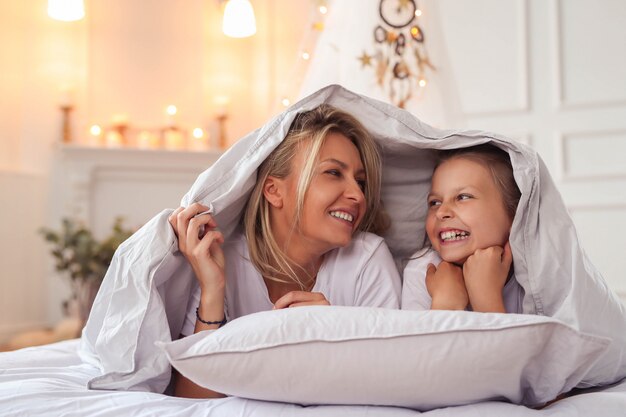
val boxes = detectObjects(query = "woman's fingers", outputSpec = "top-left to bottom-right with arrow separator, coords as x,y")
172,203 -> 209,250
273,291 -> 329,309
168,207 -> 184,233
287,301 -> 331,308
187,214 -> 219,251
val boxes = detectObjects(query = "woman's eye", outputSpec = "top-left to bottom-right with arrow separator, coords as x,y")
356,179 -> 366,191
325,169 -> 341,177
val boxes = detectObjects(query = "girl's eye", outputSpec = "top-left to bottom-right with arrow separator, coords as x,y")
457,193 -> 473,201
428,200 -> 441,207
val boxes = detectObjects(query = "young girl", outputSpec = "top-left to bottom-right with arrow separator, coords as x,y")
170,105 -> 402,398
402,144 -> 523,313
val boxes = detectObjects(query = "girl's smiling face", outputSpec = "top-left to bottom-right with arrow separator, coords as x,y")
426,157 -> 513,265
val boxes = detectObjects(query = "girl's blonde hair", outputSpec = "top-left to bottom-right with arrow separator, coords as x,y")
243,104 -> 388,288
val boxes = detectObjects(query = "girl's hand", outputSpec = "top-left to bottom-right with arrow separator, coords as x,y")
463,242 -> 512,313
273,291 -> 331,309
426,261 -> 469,310
168,204 -> 225,291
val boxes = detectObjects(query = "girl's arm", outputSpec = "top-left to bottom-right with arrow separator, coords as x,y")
402,250 -> 441,310
462,243 -> 512,313
426,261 -> 469,310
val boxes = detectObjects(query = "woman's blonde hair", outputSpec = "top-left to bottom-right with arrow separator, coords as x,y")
243,104 -> 388,288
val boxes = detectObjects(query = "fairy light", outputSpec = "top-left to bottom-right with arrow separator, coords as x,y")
89,124 -> 102,136
415,9 -> 422,17
419,79 -> 427,87
192,128 -> 204,139
166,105 -> 177,116
277,0 -> 331,109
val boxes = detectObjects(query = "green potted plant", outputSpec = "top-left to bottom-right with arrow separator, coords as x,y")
40,217 -> 134,326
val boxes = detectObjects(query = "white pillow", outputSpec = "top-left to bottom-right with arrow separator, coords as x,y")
160,306 -> 609,410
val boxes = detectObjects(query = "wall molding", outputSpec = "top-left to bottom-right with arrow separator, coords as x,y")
553,0 -> 626,110
557,129 -> 626,182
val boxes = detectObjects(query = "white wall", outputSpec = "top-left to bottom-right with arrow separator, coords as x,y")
436,0 -> 626,301
0,172 -> 47,341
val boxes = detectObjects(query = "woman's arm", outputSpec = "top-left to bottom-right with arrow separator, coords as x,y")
353,237 -> 402,308
168,205 -> 228,399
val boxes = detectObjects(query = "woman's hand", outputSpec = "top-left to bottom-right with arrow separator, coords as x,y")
168,204 -> 225,291
273,291 -> 331,309
462,242 -> 512,313
426,261 -> 468,310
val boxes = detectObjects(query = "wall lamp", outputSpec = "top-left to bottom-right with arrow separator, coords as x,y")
48,0 -> 85,22
221,0 -> 257,38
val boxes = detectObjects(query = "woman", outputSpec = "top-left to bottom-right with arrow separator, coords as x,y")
169,104 -> 401,398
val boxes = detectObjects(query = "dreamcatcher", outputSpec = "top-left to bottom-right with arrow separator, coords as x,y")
358,0 -> 435,108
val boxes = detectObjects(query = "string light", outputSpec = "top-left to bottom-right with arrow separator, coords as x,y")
166,105 -> 177,116
89,125 -> 102,136
418,79 -> 427,87
192,128 -> 204,138
277,0 -> 331,110
415,9 -> 422,17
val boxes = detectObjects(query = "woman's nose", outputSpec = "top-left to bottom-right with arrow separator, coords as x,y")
345,178 -> 365,203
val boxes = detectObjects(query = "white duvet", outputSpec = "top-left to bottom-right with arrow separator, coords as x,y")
1,85 -> 626,415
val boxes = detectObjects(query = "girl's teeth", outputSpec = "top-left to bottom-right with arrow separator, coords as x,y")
440,230 -> 469,241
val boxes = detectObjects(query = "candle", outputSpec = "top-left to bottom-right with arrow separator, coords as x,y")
105,130 -> 124,148
188,128 -> 210,151
137,130 -> 160,150
59,84 -> 74,108
111,114 -> 129,126
166,105 -> 177,127
163,128 -> 185,150
213,96 -> 230,117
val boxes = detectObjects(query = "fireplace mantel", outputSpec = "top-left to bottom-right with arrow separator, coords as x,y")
51,144 -> 223,237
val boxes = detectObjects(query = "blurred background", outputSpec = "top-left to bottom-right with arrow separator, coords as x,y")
1,0 -> 625,348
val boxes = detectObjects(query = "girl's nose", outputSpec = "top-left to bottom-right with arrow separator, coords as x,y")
436,202 -> 454,220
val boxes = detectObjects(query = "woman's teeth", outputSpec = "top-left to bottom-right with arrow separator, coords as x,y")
440,230 -> 469,241
330,211 -> 354,223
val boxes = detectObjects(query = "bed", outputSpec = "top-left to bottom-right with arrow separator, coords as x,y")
2,339 -> 626,416
2,85 -> 626,416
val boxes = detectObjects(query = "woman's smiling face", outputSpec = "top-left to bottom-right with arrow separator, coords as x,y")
425,157 -> 513,264
281,132 -> 367,253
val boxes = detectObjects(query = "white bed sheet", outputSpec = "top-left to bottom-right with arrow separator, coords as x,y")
1,340 -> 625,417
